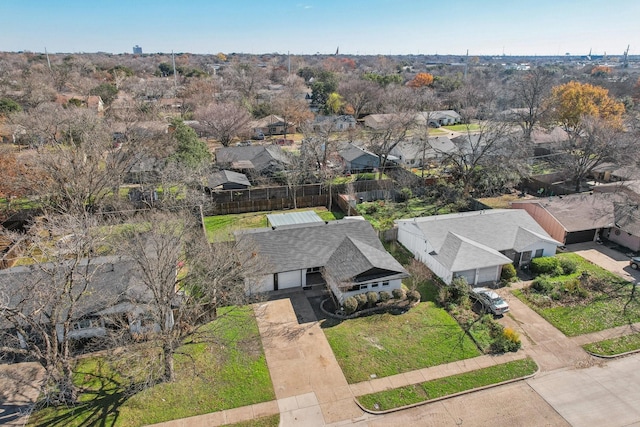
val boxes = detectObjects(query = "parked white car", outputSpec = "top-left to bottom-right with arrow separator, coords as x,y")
471,287 -> 509,316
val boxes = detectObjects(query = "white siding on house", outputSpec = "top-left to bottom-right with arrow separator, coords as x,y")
397,223 -> 452,283
332,278 -> 402,304
249,275 -> 274,294
606,228 -> 640,252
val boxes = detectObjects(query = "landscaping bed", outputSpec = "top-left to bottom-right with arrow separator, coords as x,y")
28,306 -> 274,427
515,253 -> 640,336
357,357 -> 537,412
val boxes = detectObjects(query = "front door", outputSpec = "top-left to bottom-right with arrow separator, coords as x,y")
520,251 -> 532,265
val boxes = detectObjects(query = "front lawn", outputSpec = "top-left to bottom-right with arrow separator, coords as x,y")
357,357 -> 537,411
29,306 -> 275,427
322,302 -> 480,383
204,207 -> 343,241
516,253 -> 640,336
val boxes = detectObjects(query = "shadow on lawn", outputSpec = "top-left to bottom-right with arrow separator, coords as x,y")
30,369 -> 152,427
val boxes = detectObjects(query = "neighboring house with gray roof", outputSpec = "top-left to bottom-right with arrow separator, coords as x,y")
390,136 -> 456,167
396,209 -> 560,286
215,146 -> 290,176
206,170 -> 251,191
0,256 -> 169,346
236,218 -> 408,303
337,143 -> 380,173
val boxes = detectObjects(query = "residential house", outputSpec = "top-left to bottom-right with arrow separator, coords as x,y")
396,209 -> 560,285
206,170 -> 251,191
512,192 -> 640,249
590,162 -> 640,183
390,136 -> 456,167
249,114 -> 296,137
337,142 -> 380,173
55,94 -> 104,114
215,145 -> 290,177
236,218 -> 408,303
125,154 -> 164,184
313,115 -> 357,132
0,256 -> 165,345
529,126 -> 569,156
414,110 -> 462,127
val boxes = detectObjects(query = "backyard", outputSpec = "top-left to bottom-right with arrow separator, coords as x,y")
28,307 -> 275,427
203,207 -> 343,241
356,197 -> 461,230
516,253 -> 640,336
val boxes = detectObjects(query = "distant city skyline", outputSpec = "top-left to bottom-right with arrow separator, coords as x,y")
2,0 -> 638,57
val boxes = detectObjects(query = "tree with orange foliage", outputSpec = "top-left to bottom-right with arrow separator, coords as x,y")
549,81 -> 625,131
408,72 -> 434,88
590,65 -> 612,78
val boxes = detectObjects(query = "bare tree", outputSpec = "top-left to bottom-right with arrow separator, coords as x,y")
508,67 -> 554,139
366,111 -> 417,179
437,121 -> 528,196
118,211 -> 262,383
0,213 -> 115,405
338,76 -> 378,118
17,106 -> 140,214
195,102 -> 251,146
547,116 -> 634,192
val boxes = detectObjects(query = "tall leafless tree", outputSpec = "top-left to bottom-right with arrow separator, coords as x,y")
195,102 -> 251,146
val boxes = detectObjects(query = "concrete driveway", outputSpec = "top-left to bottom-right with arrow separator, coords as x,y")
567,241 -> 640,283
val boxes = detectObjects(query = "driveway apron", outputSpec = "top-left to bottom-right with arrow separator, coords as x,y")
254,297 -> 364,426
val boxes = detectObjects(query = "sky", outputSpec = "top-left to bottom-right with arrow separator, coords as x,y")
2,0 -> 639,57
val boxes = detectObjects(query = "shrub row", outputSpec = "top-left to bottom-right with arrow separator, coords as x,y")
342,288 -> 420,315
530,256 -> 577,276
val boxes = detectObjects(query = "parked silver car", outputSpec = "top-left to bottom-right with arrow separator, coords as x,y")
471,287 -> 510,316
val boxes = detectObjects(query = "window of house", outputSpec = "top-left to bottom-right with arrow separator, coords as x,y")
382,281 -> 389,286
371,283 -> 379,288
534,249 -> 544,258
74,318 -> 99,330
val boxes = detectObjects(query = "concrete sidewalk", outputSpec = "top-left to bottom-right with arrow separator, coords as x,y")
349,352 -> 527,397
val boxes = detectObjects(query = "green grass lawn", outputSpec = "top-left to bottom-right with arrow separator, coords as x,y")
203,207 -> 343,241
516,253 -> 640,336
357,358 -> 537,411
583,332 -> 640,356
28,306 -> 275,427
356,198 -> 455,230
331,172 -> 389,185
322,302 -> 480,383
225,414 -> 280,427
442,124 -> 481,132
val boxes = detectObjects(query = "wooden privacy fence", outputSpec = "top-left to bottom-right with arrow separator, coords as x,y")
204,180 -> 394,215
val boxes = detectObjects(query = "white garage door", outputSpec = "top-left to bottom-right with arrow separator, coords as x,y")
477,266 -> 498,284
278,270 -> 302,289
453,270 -> 476,285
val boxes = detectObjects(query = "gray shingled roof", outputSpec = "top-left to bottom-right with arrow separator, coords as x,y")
396,209 -> 559,253
207,170 -> 251,188
0,256 -> 149,328
215,146 -> 290,171
324,236 -> 408,283
339,143 -> 377,163
613,202 -> 640,237
435,233 -> 511,271
236,218 -> 393,274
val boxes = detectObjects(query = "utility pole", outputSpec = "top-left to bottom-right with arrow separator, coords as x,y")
45,47 -> 52,71
172,50 -> 177,90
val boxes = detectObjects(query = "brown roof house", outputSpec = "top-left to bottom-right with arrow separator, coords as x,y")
510,192 -> 640,248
